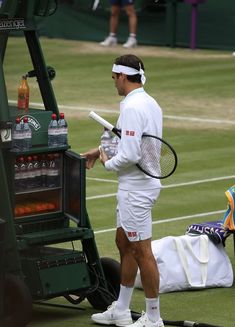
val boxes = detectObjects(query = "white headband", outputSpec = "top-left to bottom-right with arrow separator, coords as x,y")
112,64 -> 146,85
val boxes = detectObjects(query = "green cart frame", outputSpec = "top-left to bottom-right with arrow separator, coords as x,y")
0,1 -> 120,326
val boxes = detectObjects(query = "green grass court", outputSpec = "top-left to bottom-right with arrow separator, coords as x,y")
4,37 -> 235,326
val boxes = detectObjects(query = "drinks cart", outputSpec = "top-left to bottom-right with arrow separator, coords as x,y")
0,1 -> 120,326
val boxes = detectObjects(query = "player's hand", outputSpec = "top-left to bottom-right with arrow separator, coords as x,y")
80,148 -> 100,169
99,146 -> 108,166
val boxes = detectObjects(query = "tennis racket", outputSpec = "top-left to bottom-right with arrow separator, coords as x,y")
92,0 -> 99,10
131,311 -> 221,327
89,111 -> 178,179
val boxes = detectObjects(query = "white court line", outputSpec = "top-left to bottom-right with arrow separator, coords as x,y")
164,115 -> 235,125
87,177 -> 118,183
94,209 -> 225,234
163,175 -> 235,189
86,175 -> 235,200
9,100 -> 235,125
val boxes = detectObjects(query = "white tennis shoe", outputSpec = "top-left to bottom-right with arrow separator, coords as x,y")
100,36 -> 117,46
91,301 -> 133,326
123,36 -> 137,48
125,312 -> 164,327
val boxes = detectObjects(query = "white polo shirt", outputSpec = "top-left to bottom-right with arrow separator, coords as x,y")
105,87 -> 163,191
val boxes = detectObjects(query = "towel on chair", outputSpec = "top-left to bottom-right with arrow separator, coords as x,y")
222,185 -> 235,230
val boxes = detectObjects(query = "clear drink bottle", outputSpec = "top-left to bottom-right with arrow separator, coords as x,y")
32,155 -> 41,187
46,154 -> 60,188
100,128 -> 114,159
22,117 -> 32,150
12,117 -> 23,151
40,154 -> 47,187
48,113 -> 58,148
26,156 -> 35,189
18,156 -> 27,191
14,158 -> 21,192
57,112 -> 68,146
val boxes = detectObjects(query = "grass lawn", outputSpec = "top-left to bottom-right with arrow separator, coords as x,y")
2,36 -> 235,327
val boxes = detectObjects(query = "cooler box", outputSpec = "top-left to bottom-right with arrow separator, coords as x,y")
21,247 -> 91,298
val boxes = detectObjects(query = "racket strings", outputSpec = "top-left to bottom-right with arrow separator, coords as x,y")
138,136 -> 176,178
138,137 -> 161,177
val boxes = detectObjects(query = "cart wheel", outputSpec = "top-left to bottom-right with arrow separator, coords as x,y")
87,257 -> 120,310
4,273 -> 32,327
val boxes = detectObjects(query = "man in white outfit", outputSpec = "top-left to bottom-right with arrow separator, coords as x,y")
81,54 -> 164,327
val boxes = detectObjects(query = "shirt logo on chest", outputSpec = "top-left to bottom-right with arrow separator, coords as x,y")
125,130 -> 135,136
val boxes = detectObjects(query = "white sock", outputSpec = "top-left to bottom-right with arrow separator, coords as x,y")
115,285 -> 134,311
145,297 -> 160,323
129,33 -> 136,39
110,33 -> 116,38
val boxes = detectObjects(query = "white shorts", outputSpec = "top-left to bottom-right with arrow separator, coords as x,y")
116,188 -> 161,242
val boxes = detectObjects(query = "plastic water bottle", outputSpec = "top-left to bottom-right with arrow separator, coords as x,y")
48,113 -> 58,148
58,112 -> 68,146
110,135 -> 119,157
22,117 -> 32,150
12,117 -> 23,151
18,156 -> 27,191
32,155 -> 41,188
100,128 -> 115,159
46,154 -> 60,188
14,158 -> 21,192
26,156 -> 36,189
40,154 -> 47,187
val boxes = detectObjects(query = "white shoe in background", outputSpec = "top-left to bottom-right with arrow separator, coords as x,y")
100,35 -> 117,46
123,36 -> 137,48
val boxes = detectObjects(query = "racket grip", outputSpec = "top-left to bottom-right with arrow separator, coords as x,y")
89,111 -> 114,131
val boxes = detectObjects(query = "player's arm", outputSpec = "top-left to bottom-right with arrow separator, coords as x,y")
105,108 -> 143,171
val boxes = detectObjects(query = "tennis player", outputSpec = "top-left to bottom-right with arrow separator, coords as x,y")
82,54 -> 164,327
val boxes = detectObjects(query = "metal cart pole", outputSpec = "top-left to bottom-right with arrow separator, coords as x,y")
0,218 -> 6,326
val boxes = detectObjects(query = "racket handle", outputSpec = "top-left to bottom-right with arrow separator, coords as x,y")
89,111 -> 114,131
92,0 -> 100,10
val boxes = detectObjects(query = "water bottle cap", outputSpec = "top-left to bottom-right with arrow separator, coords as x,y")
23,117 -> 28,123
60,113 -> 64,119
51,113 -> 57,119
15,117 -> 21,123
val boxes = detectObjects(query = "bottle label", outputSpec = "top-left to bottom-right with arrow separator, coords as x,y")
20,169 -> 27,179
60,127 -> 68,134
13,131 -> 23,139
14,171 -> 20,180
47,169 -> 59,176
18,94 -> 29,110
48,129 -> 59,136
24,131 -> 32,139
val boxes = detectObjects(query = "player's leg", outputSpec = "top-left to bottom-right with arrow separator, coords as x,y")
123,2 -> 137,48
100,2 -> 121,46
